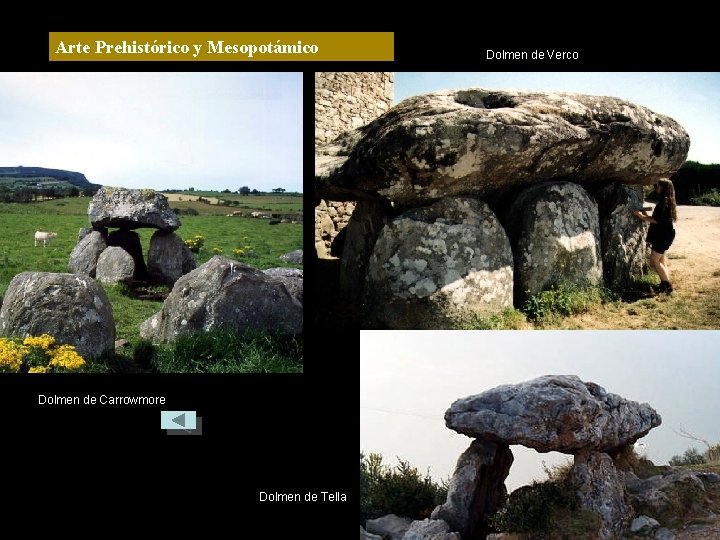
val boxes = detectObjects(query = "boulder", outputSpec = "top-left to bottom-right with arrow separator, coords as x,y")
444,375 -> 661,453
263,268 -> 303,305
571,450 -> 632,540
316,88 -> 690,205
68,230 -> 108,277
630,515 -> 660,533
507,182 -> 602,299
627,468 -> 712,522
107,229 -> 149,280
596,183 -> 649,289
147,230 -> 197,285
88,186 -> 180,231
360,526 -> 383,540
366,514 -> 412,540
365,197 -> 513,328
402,519 -> 459,540
139,256 -> 302,343
279,249 -> 303,265
432,440 -> 513,540
0,272 -> 115,359
95,247 -> 135,285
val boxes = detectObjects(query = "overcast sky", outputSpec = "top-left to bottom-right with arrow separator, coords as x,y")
0,72 -> 301,192
361,330 -> 720,492
395,72 -> 720,166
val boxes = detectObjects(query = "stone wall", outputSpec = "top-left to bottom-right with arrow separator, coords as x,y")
315,72 -> 394,258
315,72 -> 394,145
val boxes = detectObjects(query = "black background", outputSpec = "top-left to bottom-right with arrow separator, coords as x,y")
0,28 -> 715,531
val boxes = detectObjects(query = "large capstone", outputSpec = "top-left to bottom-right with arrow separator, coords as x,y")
365,197 -> 513,328
316,88 -> 690,205
507,182 -> 602,299
0,272 -> 115,359
139,256 -> 302,343
88,186 -> 180,231
596,183 -> 649,289
445,375 -> 661,453
68,229 -> 108,277
147,230 -> 197,285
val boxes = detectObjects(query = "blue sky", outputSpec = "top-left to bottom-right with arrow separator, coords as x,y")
395,72 -> 720,165
0,72 -> 302,192
361,330 -> 720,492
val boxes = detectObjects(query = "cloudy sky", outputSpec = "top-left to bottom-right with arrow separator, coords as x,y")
395,72 -> 720,166
361,330 -> 720,492
0,72 -> 301,192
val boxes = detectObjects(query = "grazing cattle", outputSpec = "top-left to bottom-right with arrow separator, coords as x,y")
35,230 -> 58,247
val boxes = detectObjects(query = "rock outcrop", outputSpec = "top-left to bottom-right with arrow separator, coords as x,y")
365,197 -> 513,328
0,272 -> 115,359
445,374 -> 661,453
316,88 -> 690,205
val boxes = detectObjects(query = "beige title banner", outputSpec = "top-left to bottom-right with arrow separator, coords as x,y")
49,32 -> 394,61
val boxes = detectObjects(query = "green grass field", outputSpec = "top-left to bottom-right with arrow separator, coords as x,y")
0,196 -> 303,372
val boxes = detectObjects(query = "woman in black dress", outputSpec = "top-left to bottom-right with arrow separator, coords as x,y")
633,179 -> 677,293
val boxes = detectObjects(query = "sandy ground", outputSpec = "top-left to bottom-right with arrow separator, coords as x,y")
668,205 -> 720,288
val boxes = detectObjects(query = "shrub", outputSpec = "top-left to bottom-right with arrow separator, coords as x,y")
690,189 -> 720,207
360,453 -> 448,525
522,283 -> 607,323
491,462 -> 601,538
669,447 -> 706,466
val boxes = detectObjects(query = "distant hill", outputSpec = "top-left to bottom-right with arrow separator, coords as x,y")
0,166 -> 101,190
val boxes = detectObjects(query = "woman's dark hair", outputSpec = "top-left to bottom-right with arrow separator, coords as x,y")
656,178 -> 677,222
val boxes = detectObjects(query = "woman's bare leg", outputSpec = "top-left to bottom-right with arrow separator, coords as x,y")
650,250 -> 670,283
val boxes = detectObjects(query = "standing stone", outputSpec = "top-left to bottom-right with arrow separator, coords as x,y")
147,230 -> 197,285
571,450 -> 632,540
68,230 -> 108,277
78,226 -> 106,242
432,440 -> 513,540
0,272 -> 115,359
365,197 -> 513,328
508,182 -> 603,300
139,256 -> 302,343
95,246 -> 135,285
339,199 -> 392,309
88,186 -> 181,231
596,183 -> 649,289
107,229 -> 149,280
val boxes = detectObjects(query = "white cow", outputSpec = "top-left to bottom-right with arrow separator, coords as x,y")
35,230 -> 57,247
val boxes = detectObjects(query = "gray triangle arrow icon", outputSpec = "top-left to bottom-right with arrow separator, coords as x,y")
172,413 -> 186,427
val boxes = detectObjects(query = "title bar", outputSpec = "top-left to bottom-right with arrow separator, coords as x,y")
49,32 -> 394,61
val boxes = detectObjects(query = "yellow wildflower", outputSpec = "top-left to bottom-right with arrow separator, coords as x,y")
0,339 -> 30,372
23,334 -> 56,349
28,366 -> 50,373
49,345 -> 86,371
